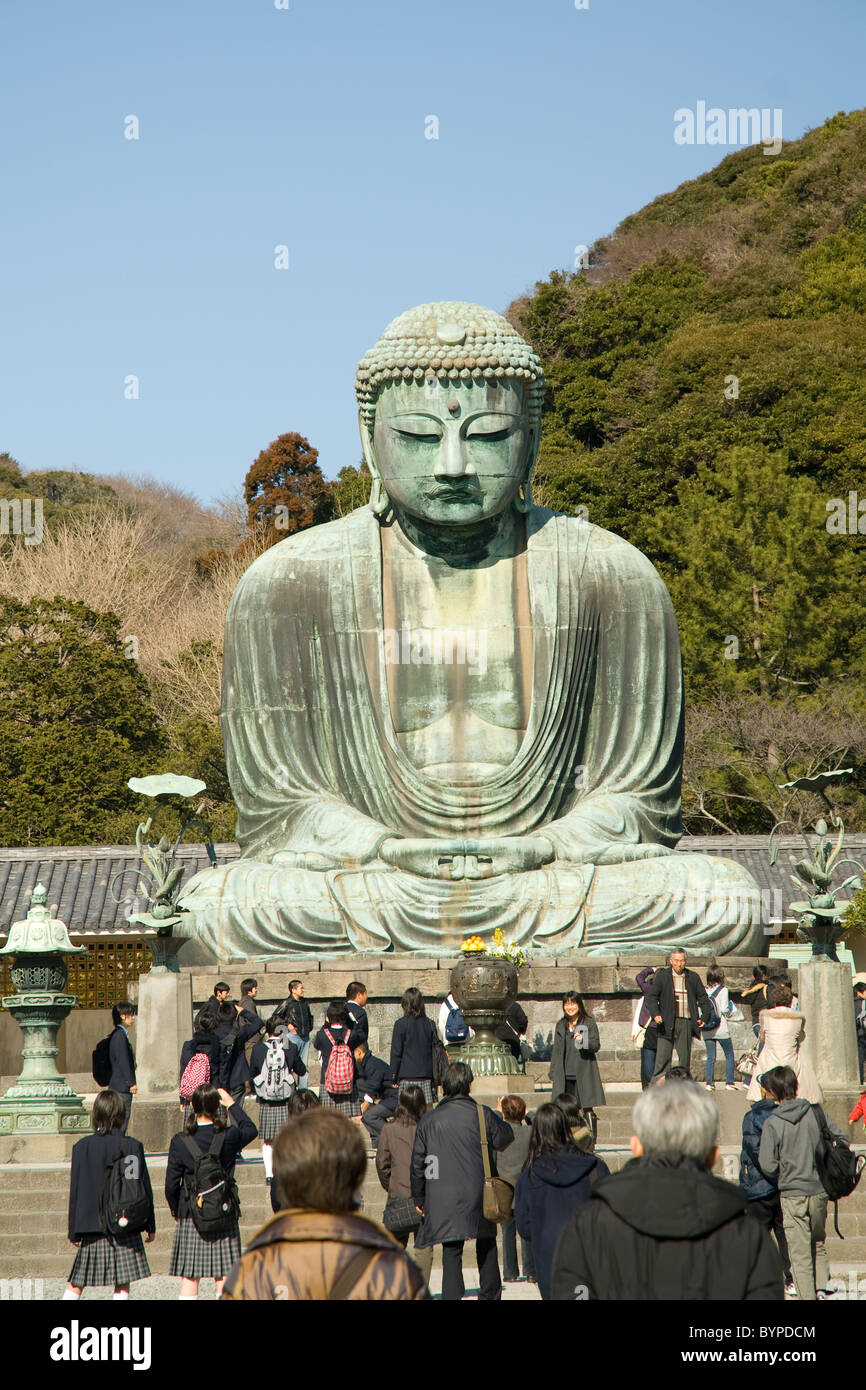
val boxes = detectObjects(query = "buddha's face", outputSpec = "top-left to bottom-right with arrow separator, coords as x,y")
369,377 -> 533,527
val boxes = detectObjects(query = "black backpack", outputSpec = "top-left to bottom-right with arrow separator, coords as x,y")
92,1036 -> 113,1088
183,1131 -> 241,1235
98,1139 -> 152,1238
811,1103 -> 866,1237
702,986 -> 722,1033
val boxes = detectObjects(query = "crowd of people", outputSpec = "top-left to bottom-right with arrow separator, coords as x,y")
64,950 -> 862,1301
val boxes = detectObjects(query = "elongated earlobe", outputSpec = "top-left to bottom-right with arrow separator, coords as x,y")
370,474 -> 390,517
515,481 -> 532,514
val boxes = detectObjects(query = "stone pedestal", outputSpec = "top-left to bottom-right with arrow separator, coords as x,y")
0,992 -> 89,1137
135,969 -> 193,1099
798,959 -> 861,1128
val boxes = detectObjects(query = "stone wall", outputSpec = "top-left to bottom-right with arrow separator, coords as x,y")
183,951 -> 790,1064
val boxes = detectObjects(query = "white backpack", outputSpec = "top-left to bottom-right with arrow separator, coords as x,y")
253,1037 -> 295,1102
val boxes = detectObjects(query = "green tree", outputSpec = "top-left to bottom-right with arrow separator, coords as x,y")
648,447 -> 864,701
332,461 -> 372,516
0,597 -> 165,844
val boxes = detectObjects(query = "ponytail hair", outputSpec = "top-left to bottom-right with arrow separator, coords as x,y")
183,1083 -> 227,1135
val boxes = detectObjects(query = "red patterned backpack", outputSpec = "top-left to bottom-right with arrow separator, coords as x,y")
180,1050 -> 211,1103
323,1028 -> 354,1095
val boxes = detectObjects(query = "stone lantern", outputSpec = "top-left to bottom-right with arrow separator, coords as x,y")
0,884 -> 89,1134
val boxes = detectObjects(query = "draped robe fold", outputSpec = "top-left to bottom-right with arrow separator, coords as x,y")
179,506 -> 764,959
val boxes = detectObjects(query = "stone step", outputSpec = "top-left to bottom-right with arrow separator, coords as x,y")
2,1156 -> 865,1273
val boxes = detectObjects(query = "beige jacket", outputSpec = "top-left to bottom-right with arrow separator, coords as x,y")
746,1007 -> 823,1103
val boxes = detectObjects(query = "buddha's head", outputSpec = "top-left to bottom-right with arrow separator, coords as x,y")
356,302 -> 545,528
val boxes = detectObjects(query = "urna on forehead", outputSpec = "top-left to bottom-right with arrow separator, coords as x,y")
355,300 -> 546,429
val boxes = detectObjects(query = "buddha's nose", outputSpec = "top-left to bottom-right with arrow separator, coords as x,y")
434,430 -> 476,481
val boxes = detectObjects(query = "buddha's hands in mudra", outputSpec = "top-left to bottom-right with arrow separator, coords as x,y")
379,835 -> 556,879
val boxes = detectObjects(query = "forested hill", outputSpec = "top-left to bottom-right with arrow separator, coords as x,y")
508,109 -> 866,831
510,108 -> 866,556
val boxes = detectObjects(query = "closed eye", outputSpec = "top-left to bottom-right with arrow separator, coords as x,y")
391,426 -> 442,443
466,427 -> 512,442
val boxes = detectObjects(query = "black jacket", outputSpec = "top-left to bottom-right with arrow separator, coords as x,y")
216,1015 -> 265,1089
165,1105 -> 258,1219
274,995 -> 313,1039
346,1002 -> 369,1045
108,1026 -> 136,1093
239,997 -> 263,1030
550,1155 -> 784,1301
411,1095 -> 513,1246
249,1037 -> 306,1095
647,967 -> 712,1040
495,1001 -> 529,1060
390,1015 -> 436,1082
356,1052 -> 397,1104
179,1030 -> 227,1091
68,1131 -> 155,1241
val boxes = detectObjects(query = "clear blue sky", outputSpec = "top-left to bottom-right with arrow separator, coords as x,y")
1,0 -> 863,501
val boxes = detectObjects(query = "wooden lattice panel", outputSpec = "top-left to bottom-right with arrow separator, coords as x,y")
0,938 -> 153,1009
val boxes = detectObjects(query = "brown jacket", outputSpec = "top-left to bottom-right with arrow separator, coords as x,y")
221,1209 -> 430,1301
375,1119 -> 418,1198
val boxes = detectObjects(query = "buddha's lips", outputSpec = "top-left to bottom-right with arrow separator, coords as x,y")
425,484 -> 482,500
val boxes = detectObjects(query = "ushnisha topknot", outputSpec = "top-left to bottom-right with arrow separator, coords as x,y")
355,301 -> 546,432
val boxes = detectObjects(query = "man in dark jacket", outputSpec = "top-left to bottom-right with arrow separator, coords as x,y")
550,1078 -> 784,1301
216,1003 -> 264,1124
648,947 -> 712,1079
355,1042 -> 399,1147
274,979 -> 314,1090
346,982 -> 369,1045
239,978 -> 264,1084
108,1001 -> 137,1134
411,1061 -> 513,1301
239,978 -> 262,1027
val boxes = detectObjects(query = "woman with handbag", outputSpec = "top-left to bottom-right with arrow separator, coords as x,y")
374,1085 -> 433,1284
745,985 -> 823,1104
514,1103 -> 610,1301
549,992 -> 606,1138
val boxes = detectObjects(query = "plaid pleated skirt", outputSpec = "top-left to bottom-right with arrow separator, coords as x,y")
69,1232 -> 150,1286
169,1217 -> 241,1280
398,1078 -> 436,1105
257,1099 -> 292,1142
319,1089 -> 362,1117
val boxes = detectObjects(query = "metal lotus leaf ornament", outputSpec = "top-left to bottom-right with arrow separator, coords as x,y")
115,773 -> 216,921
770,770 -> 864,961
128,774 -> 207,800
